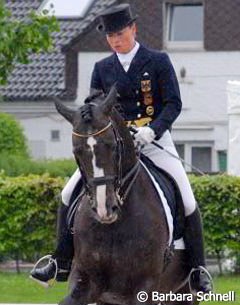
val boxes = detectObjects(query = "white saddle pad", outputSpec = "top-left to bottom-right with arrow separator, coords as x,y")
141,161 -> 185,250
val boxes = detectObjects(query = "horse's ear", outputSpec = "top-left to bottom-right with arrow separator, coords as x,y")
102,84 -> 118,114
55,101 -> 75,124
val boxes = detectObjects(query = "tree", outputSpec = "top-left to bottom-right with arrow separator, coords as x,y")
0,113 -> 29,157
0,0 -> 59,85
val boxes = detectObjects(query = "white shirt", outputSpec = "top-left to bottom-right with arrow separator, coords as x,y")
116,41 -> 140,72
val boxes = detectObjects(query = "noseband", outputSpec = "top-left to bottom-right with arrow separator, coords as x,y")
72,119 -> 140,205
72,122 -> 112,138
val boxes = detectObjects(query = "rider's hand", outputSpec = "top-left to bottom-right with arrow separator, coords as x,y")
133,126 -> 156,145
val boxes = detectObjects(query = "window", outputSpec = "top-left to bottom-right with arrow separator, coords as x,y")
174,143 -> 215,173
218,151 -> 227,172
165,3 -> 203,49
38,0 -> 94,18
192,147 -> 212,173
51,130 -> 60,141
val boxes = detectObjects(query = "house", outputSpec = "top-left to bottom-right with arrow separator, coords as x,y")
1,0 -> 240,172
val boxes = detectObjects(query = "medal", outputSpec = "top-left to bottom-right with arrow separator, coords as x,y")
141,72 -> 153,106
146,105 -> 154,116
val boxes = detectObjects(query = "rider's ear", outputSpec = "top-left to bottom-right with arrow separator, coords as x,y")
102,84 -> 117,115
55,100 -> 75,124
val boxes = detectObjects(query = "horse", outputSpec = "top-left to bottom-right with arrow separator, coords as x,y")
55,86 -> 199,305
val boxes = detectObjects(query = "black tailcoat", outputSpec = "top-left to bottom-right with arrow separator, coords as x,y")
90,44 -> 182,138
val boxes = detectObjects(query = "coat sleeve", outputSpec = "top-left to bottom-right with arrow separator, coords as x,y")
90,62 -> 103,91
149,53 -> 182,139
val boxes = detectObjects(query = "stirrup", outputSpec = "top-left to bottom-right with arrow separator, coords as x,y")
29,254 -> 58,288
188,266 -> 213,295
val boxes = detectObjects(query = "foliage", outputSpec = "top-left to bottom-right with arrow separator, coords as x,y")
0,0 -> 59,84
0,174 -> 65,262
0,153 -> 76,177
0,113 -> 29,157
190,174 -> 240,273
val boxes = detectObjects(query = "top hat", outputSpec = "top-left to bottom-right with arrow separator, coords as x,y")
97,3 -> 137,34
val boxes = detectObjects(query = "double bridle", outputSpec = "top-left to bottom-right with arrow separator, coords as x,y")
72,122 -> 112,138
72,120 -> 140,205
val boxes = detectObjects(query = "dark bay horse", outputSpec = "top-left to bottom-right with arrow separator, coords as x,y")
55,87 -> 199,305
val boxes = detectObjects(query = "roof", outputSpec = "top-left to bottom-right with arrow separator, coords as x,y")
0,0 -> 116,102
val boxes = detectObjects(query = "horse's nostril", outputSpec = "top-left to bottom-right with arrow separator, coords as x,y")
112,205 -> 119,213
92,206 -> 97,213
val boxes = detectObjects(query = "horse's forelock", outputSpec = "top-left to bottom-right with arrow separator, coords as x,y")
84,91 -> 105,104
79,92 -> 106,123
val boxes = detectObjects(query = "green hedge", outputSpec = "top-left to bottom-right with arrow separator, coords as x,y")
0,153 -> 76,177
0,173 -> 239,267
0,174 -> 65,261
190,174 -> 240,272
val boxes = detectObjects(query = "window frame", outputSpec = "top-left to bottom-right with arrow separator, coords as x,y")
163,1 -> 204,51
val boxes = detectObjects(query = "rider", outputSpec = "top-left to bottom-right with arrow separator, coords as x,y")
31,3 -> 212,292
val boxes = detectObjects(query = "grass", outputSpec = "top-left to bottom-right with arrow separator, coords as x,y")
201,275 -> 240,304
0,272 -> 68,303
0,272 -> 239,304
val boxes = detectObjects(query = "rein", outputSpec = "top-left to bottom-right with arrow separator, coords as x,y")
72,120 -> 140,205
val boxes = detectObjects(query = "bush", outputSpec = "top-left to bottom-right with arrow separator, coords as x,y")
190,174 -> 240,273
0,173 -> 65,264
0,153 -> 76,177
0,113 -> 29,157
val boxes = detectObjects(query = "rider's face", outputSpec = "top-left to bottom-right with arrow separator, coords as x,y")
106,23 -> 137,54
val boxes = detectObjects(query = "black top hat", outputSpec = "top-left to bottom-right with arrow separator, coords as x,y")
97,3 -> 137,34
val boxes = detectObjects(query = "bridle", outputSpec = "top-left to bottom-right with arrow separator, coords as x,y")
72,122 -> 112,138
72,119 -> 140,206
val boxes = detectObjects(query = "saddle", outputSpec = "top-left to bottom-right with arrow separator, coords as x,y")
140,154 -> 185,241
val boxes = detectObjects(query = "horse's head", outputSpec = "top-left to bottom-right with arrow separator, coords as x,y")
55,86 -> 125,224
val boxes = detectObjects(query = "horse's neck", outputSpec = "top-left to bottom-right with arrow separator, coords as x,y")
111,108 -> 137,175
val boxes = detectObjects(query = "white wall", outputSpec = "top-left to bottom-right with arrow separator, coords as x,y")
0,102 -> 74,159
169,51 -> 240,124
76,52 -> 111,105
227,80 -> 240,176
21,115 -> 73,159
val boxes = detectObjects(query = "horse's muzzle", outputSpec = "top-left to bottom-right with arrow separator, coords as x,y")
98,213 -> 118,224
91,197 -> 120,224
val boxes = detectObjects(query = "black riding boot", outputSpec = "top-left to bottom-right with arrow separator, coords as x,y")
184,207 -> 213,293
30,203 -> 74,285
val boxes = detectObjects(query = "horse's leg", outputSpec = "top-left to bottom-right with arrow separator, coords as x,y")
173,283 -> 199,305
58,294 -> 87,305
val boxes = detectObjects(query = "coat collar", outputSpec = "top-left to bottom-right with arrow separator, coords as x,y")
126,44 -> 151,76
104,44 -> 152,87
105,44 -> 151,72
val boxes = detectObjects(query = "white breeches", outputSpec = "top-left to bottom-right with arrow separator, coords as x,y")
141,131 -> 196,216
61,167 -> 81,206
61,130 -> 196,216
